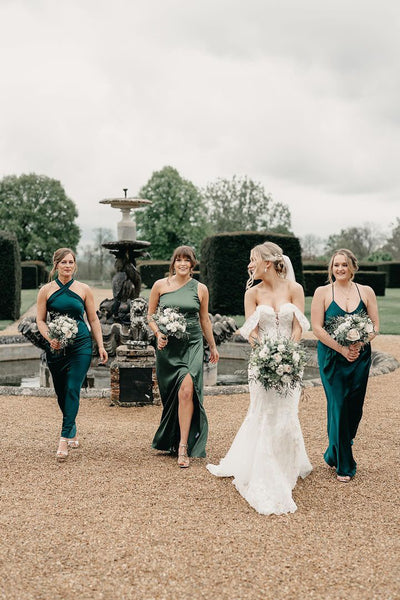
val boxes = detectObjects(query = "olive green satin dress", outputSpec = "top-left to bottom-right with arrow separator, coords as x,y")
317,285 -> 371,477
152,278 -> 208,457
46,278 -> 93,439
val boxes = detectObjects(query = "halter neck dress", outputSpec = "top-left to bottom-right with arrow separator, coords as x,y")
46,278 -> 93,439
317,284 -> 372,478
152,278 -> 208,457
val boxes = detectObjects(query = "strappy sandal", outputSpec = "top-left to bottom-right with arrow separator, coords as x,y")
337,475 -> 352,483
67,438 -> 79,449
56,437 -> 69,462
177,443 -> 190,468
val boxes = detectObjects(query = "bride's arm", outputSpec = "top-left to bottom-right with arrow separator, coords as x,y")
290,282 -> 306,342
242,288 -> 259,346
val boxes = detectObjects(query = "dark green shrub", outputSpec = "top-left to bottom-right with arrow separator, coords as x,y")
200,232 -> 304,314
21,264 -> 38,289
375,262 -> 400,288
0,231 -> 21,319
303,271 -> 328,296
138,260 -> 170,288
354,271 -> 386,296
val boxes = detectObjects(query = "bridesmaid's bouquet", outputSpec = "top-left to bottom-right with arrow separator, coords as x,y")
325,312 -> 374,346
152,306 -> 188,340
249,337 -> 308,394
48,314 -> 78,351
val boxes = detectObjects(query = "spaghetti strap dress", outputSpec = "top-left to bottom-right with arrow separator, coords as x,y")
46,278 -> 93,439
152,278 -> 208,457
317,284 -> 372,477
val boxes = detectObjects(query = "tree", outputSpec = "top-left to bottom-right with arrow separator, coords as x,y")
0,173 -> 80,264
382,217 -> 400,259
300,234 -> 324,260
136,166 -> 209,260
203,175 -> 292,234
324,224 -> 383,261
93,227 -> 113,279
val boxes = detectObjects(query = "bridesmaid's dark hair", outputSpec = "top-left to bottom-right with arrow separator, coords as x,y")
48,248 -> 77,281
168,246 -> 197,278
328,248 -> 358,283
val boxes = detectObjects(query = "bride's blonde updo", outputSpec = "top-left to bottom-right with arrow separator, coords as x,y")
246,241 -> 287,289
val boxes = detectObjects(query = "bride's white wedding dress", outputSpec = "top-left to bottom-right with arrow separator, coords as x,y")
207,303 -> 312,515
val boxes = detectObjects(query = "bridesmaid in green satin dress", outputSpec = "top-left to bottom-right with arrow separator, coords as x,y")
311,249 -> 379,482
37,248 -> 108,461
147,246 -> 219,468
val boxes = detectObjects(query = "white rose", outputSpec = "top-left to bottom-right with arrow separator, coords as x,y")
277,344 -> 286,352
259,348 -> 268,359
346,328 -> 361,342
160,316 -> 169,325
276,365 -> 284,376
292,352 -> 300,364
365,322 -> 374,333
283,364 -> 292,373
274,353 -> 282,363
65,330 -> 73,339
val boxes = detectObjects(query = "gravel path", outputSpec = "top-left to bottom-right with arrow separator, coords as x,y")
1,336 -> 399,600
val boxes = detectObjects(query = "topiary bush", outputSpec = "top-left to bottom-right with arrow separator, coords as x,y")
21,264 -> 38,289
375,262 -> 400,288
138,260 -> 170,288
200,232 -> 304,314
303,271 -> 328,296
0,231 -> 21,319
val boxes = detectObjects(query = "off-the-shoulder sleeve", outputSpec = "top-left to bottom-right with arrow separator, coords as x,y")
238,308 -> 260,341
292,306 -> 310,332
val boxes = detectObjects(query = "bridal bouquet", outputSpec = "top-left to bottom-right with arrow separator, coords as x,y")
249,337 -> 307,394
325,311 -> 374,346
48,314 -> 78,351
152,306 -> 188,340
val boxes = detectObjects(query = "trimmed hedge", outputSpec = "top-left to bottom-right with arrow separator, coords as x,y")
21,260 -> 48,288
200,232 -> 304,314
21,265 -> 38,289
0,231 -> 21,320
375,262 -> 400,288
303,271 -> 328,296
137,260 -> 170,288
304,270 -> 386,296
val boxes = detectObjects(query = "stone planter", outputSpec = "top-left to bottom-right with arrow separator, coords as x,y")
203,361 -> 218,386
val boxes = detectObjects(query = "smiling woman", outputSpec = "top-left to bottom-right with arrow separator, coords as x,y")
36,248 -> 108,461
147,245 -> 219,468
311,248 -> 380,482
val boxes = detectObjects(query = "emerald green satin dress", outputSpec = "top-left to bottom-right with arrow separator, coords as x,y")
317,285 -> 371,477
46,278 -> 93,439
152,278 -> 208,457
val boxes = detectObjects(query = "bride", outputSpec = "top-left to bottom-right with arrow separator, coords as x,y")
207,242 -> 312,515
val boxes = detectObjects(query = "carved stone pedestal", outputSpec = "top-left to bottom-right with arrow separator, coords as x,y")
110,345 -> 161,407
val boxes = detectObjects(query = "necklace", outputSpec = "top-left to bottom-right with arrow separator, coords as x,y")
336,281 -> 353,300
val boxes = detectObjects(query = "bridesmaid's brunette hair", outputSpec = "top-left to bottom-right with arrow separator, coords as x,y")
168,246 -> 197,278
328,248 -> 358,283
246,241 -> 287,289
48,248 -> 77,281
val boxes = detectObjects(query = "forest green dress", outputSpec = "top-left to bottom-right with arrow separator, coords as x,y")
152,278 -> 208,457
317,284 -> 372,478
46,278 -> 93,439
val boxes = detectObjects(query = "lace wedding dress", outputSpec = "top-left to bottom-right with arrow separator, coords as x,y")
207,303 -> 312,515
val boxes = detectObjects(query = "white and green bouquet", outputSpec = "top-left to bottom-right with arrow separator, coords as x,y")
325,311 -> 374,346
249,337 -> 308,394
152,306 -> 188,340
48,314 -> 78,351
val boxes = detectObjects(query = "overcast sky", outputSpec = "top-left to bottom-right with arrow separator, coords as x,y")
1,0 -> 399,249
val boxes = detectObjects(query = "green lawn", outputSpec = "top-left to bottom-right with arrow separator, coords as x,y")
0,289 -> 38,331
